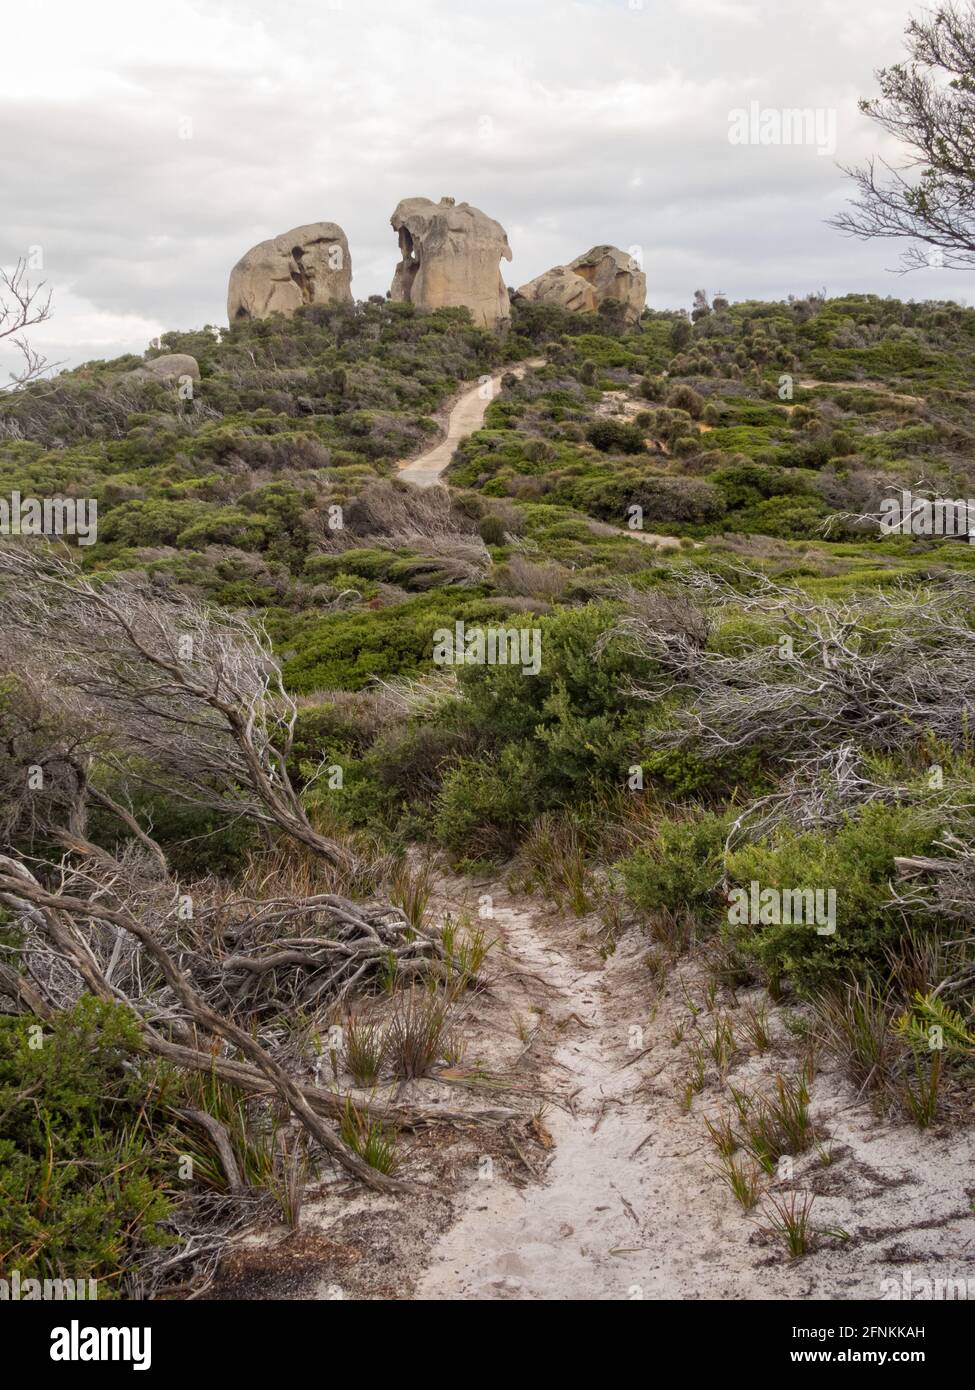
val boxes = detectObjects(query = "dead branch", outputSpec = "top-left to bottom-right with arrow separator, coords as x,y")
0,854 -> 412,1192
0,258 -> 58,390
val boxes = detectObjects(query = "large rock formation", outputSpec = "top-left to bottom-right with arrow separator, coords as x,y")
514,245 -> 646,325
227,223 -> 352,321
389,197 -> 512,331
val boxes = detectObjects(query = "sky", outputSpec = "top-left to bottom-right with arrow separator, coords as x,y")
2,0 -> 971,375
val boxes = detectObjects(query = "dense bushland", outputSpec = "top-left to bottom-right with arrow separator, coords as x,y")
2,287 -> 975,1290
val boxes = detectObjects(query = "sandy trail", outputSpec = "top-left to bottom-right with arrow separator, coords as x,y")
397,359 -> 545,488
415,880 -> 975,1302
209,875 -> 975,1301
416,891 -> 668,1300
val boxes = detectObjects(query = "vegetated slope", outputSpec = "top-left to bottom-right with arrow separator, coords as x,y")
1,289 -> 974,1296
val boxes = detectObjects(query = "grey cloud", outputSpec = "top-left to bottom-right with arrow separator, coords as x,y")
3,0 -> 970,371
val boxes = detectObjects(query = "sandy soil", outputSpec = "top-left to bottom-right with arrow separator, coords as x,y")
797,379 -> 924,405
209,875 -> 975,1301
415,882 -> 975,1300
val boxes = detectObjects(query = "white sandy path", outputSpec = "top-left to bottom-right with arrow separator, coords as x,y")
415,883 -> 975,1302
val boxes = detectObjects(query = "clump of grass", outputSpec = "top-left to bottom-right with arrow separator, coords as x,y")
171,1072 -> 277,1190
694,1012 -> 738,1075
705,937 -> 754,993
679,1041 -> 708,1110
342,1015 -> 387,1087
340,1098 -> 399,1174
740,1000 -> 772,1053
703,1112 -> 738,1159
645,948 -> 671,985
514,1013 -> 534,1043
816,1140 -> 837,1167
379,949 -> 398,993
768,1073 -> 814,1151
678,979 -> 702,1018
388,855 -> 437,930
597,894 -> 626,956
762,1191 -> 816,1258
713,1153 -> 762,1210
901,1048 -> 943,1128
728,1083 -> 752,1125
811,979 -> 896,1092
267,1134 -> 310,1231
651,907 -> 697,956
386,987 -> 453,1079
515,813 -> 594,915
739,1074 -> 815,1174
441,913 -> 492,989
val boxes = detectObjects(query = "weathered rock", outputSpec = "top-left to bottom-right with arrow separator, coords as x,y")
513,265 -> 598,315
389,196 -> 512,331
227,223 -> 352,321
514,245 -> 646,325
124,353 -> 200,383
568,245 -> 646,324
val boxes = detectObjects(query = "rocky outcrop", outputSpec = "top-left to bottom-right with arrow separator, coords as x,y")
512,265 -> 598,316
389,197 -> 512,331
514,245 -> 646,325
568,245 -> 646,324
227,223 -> 352,321
124,353 -> 200,383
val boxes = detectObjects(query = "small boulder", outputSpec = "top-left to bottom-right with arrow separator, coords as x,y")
513,265 -> 598,315
124,353 -> 200,383
227,222 -> 352,321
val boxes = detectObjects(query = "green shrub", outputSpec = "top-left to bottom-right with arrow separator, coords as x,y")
431,605 -> 647,852
0,998 -> 176,1292
665,384 -> 705,418
725,804 -> 939,991
434,745 -> 545,859
478,513 -> 508,545
620,810 -> 731,918
586,419 -> 646,454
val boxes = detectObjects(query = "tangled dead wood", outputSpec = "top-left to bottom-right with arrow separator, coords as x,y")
0,543 -> 489,1205
609,567 -> 975,841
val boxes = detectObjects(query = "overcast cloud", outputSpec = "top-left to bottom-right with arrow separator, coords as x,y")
3,0 -> 971,373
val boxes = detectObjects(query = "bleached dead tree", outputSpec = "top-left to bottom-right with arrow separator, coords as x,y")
613,568 -> 975,762
609,567 -> 975,844
1,258 -> 56,389
831,2 -> 975,272
0,543 -> 354,871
